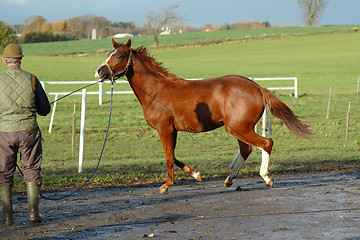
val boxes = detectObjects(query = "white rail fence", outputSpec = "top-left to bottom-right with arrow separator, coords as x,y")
42,77 -> 296,172
41,80 -> 132,106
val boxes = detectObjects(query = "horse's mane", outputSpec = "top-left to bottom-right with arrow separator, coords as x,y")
134,46 -> 179,80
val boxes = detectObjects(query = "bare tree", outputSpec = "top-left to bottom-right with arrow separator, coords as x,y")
297,0 -> 329,26
145,4 -> 181,47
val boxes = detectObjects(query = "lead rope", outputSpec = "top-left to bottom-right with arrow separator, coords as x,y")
50,82 -> 98,104
38,52 -> 132,200
17,79 -> 115,200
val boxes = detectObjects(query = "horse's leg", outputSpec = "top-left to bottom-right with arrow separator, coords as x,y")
225,126 -> 274,187
158,130 -> 177,194
260,146 -> 273,187
174,159 -> 202,182
224,140 -> 252,188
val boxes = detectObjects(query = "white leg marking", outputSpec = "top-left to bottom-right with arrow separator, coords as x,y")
192,172 -> 202,181
230,153 -> 245,178
260,149 -> 272,186
224,153 -> 245,187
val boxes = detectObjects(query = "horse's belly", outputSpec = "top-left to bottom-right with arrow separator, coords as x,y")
175,103 -> 224,133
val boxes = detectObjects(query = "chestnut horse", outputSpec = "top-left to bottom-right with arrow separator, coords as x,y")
95,39 -> 312,193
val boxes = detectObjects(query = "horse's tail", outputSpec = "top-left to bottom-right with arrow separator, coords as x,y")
259,87 -> 313,139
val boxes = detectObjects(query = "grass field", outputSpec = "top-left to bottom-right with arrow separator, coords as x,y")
1,26 -> 359,191
19,25 -> 360,56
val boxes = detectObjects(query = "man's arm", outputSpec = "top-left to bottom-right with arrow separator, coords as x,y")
34,76 -> 51,116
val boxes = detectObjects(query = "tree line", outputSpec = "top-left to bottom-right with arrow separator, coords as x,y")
10,15 -> 140,43
1,1 -> 328,49
8,14 -> 270,44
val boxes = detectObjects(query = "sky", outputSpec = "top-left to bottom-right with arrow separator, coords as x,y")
0,0 -> 359,27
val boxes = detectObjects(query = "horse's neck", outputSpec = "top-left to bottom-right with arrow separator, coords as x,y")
127,56 -> 163,106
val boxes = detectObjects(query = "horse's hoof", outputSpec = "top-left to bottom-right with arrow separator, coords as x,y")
193,172 -> 202,182
159,187 -> 168,194
267,178 -> 274,187
159,183 -> 169,194
224,176 -> 233,188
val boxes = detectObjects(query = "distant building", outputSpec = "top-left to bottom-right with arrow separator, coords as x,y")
91,29 -> 97,40
160,30 -> 171,35
114,33 -> 133,38
204,29 -> 217,32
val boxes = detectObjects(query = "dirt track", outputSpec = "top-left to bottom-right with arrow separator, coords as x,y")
1,171 -> 359,240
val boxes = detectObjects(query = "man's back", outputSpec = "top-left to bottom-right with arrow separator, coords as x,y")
0,65 -> 37,132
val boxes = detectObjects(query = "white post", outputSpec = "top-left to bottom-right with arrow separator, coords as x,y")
99,82 -> 102,105
268,115 -> 272,136
261,109 -> 269,163
262,109 -> 267,138
78,89 -> 86,173
326,86 -> 332,119
294,77 -> 298,98
345,102 -> 351,146
48,93 -> 58,133
41,81 -> 45,91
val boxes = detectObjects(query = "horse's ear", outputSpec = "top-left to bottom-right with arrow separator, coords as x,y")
126,39 -> 131,48
112,38 -> 119,48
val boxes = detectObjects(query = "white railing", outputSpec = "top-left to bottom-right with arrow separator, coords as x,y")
41,80 -> 131,105
250,77 -> 298,98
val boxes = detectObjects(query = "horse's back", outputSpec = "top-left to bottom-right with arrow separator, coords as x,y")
183,75 -> 260,92
166,75 -> 265,132
181,75 -> 263,104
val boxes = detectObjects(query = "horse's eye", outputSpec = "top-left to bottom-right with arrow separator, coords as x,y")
116,55 -> 122,59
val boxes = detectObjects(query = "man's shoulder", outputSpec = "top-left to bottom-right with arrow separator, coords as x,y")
16,68 -> 34,81
2,66 -> 33,76
20,69 -> 33,77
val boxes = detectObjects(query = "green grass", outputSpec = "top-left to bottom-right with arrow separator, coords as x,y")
18,25 -> 360,56
2,27 -> 359,191
152,33 -> 360,95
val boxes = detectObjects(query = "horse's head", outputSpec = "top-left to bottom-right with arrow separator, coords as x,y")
95,39 -> 132,82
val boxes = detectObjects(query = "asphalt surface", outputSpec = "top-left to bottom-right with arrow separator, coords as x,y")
1,171 -> 359,240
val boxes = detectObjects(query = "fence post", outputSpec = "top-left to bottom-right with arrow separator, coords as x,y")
41,81 -> 45,92
99,82 -> 102,105
48,93 -> 58,133
72,101 -> 76,158
326,86 -> 332,119
294,77 -> 298,98
78,89 -> 86,173
345,102 -> 351,146
262,109 -> 267,138
261,109 -> 269,164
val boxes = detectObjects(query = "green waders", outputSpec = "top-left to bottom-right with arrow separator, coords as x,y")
27,182 -> 44,223
0,185 -> 13,225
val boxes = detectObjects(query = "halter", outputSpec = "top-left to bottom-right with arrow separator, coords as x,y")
104,51 -> 133,81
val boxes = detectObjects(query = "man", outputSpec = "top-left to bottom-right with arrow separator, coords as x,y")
0,43 -> 50,225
